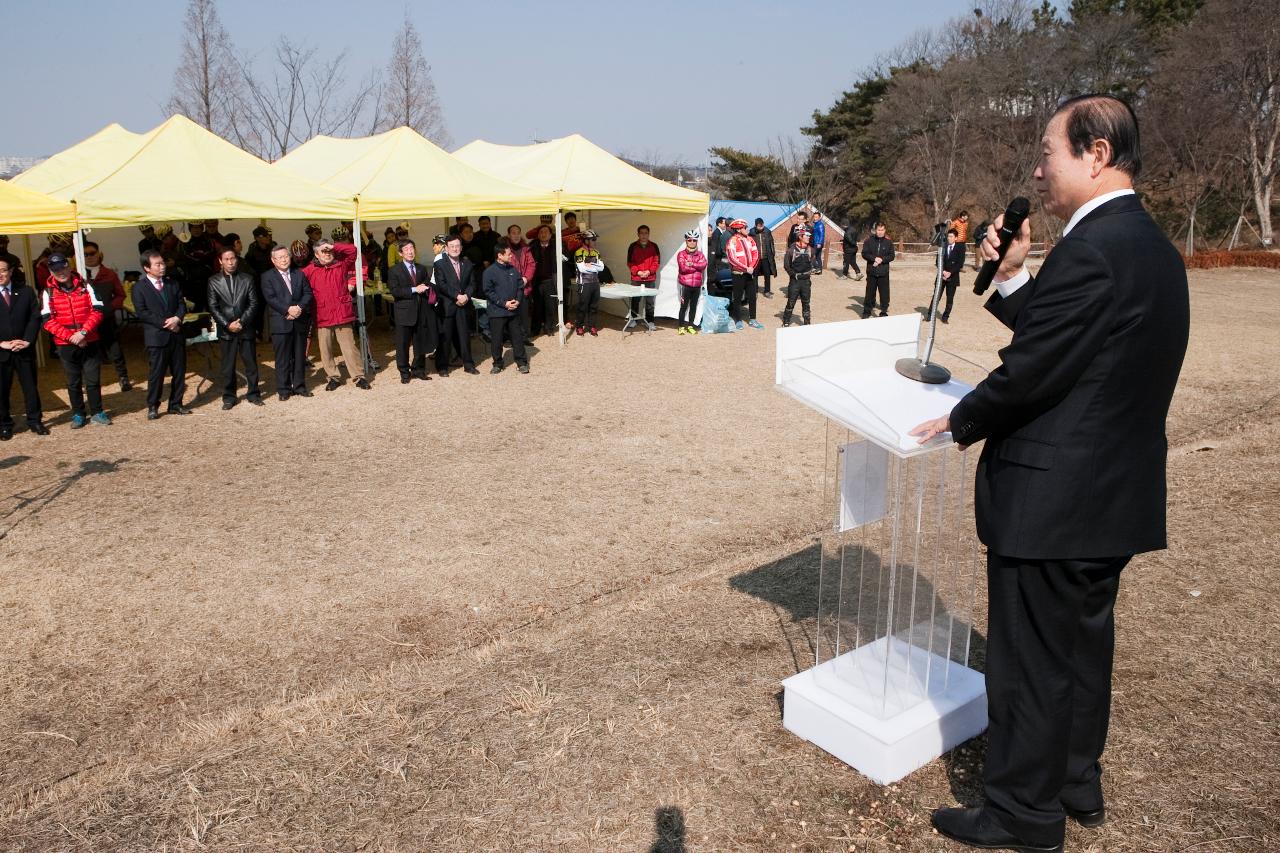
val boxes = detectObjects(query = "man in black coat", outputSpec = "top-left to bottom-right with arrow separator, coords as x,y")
260,245 -> 314,400
481,238 -> 529,374
432,234 -> 479,376
387,238 -> 437,384
208,247 -> 263,409
840,223 -> 863,279
928,228 -> 966,323
751,218 -> 777,298
133,250 -> 192,420
0,257 -> 47,438
859,223 -> 894,317
913,95 -> 1190,853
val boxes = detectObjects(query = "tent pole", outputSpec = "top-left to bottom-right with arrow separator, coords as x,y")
555,209 -> 565,348
353,207 -> 372,375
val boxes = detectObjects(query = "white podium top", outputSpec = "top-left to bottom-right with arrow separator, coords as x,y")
775,316 -> 973,457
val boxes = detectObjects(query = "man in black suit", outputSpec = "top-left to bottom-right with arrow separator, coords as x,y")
912,95 -> 1190,853
208,247 -> 263,409
387,238 -> 436,384
432,234 -> 479,376
0,258 -> 47,438
482,238 -> 530,374
260,244 -> 314,400
133,250 -> 192,420
928,227 -> 966,323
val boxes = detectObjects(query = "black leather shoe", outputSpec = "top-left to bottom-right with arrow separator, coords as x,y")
400,374 -> 411,384
354,377 -> 371,389
30,422 -> 50,436
247,397 -> 265,407
325,378 -> 341,392
490,363 -> 504,374
1062,803 -> 1105,828
930,807 -> 1062,853
222,399 -> 236,410
0,428 -> 11,441
147,407 -> 161,420
517,363 -> 530,374
277,392 -> 290,402
297,389 -> 313,398
464,366 -> 479,375
167,405 -> 193,415
119,378 -> 132,392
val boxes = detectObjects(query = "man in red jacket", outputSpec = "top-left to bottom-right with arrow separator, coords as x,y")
40,253 -> 110,428
302,238 -> 370,392
626,225 -> 661,332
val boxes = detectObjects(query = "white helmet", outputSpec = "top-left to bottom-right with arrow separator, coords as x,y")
683,228 -> 701,240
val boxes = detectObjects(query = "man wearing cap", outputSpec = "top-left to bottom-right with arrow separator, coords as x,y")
302,238 -> 370,392
133,250 -> 192,420
244,227 -> 276,279
751,218 -> 777,298
388,238 -> 436,384
137,225 -> 162,256
41,253 -> 111,428
0,257 -> 47,438
724,220 -> 763,330
261,245 -> 314,400
82,241 -> 131,392
208,247 -> 263,409
432,234 -> 480,376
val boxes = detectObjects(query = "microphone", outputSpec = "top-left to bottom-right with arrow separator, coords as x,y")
973,197 -> 1031,295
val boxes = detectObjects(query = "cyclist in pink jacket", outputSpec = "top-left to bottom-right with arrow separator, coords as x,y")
675,229 -> 707,335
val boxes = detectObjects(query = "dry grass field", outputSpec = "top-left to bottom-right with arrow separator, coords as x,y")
0,260 -> 1276,851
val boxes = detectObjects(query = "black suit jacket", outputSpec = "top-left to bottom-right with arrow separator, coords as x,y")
949,194 -> 1190,559
132,275 -> 187,347
260,268 -> 314,335
432,256 -> 475,316
0,285 -> 41,361
942,242 -> 966,281
387,260 -> 434,326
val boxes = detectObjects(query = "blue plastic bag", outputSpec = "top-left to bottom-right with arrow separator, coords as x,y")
700,292 -> 735,334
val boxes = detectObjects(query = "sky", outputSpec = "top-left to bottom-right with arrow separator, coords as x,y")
7,0 -> 987,164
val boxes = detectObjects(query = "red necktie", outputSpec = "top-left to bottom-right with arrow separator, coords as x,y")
408,263 -> 416,284
2,288 -> 10,306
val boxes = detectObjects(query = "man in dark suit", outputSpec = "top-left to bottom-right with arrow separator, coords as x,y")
432,234 -> 479,376
859,222 -> 894,317
912,95 -> 1190,853
387,238 -> 437,384
0,257 -> 47,438
260,244 -> 314,400
928,227 -> 966,323
482,238 -> 530,374
208,247 -> 263,409
133,250 -> 192,420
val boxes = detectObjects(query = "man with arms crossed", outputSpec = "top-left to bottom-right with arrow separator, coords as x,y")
912,95 -> 1189,853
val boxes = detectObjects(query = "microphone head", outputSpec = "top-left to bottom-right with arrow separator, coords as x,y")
1006,196 -> 1031,224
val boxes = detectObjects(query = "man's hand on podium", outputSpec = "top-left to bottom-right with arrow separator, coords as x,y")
910,415 -> 966,449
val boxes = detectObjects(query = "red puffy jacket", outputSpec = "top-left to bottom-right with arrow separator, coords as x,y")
725,233 -> 760,274
676,248 -> 708,287
303,243 -> 358,328
41,272 -> 104,344
627,241 -> 661,283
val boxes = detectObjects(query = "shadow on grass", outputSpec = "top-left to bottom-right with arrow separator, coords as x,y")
0,457 -> 131,539
648,805 -> 686,853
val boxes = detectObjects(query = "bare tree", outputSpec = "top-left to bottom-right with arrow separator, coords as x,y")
233,40 -> 382,160
375,13 -> 449,147
166,0 -> 242,137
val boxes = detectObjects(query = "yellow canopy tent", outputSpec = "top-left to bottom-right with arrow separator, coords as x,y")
0,180 -> 78,235
275,126 -> 558,219
10,123 -> 148,200
454,134 -> 710,335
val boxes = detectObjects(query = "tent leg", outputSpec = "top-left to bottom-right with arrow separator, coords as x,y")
556,211 -> 565,348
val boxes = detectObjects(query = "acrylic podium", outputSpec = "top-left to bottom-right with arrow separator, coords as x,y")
775,315 -> 987,785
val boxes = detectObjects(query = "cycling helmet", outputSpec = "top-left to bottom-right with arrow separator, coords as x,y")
729,219 -> 748,231
683,229 -> 701,240
581,229 -> 598,241
289,239 -> 310,262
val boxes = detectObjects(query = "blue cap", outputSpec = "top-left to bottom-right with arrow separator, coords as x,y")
48,253 -> 69,271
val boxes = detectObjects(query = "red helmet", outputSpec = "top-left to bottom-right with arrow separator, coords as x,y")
729,219 -> 748,231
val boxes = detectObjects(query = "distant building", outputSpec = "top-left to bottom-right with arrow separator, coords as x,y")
0,156 -> 45,179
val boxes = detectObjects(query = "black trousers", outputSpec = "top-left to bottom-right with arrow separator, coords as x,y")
57,343 -> 104,416
436,308 -> 475,371
577,281 -> 600,329
528,280 -> 545,336
97,319 -> 129,381
218,333 -> 260,401
784,276 -> 812,324
728,273 -> 756,322
678,285 -> 701,327
488,315 -> 527,366
145,337 -> 187,410
756,273 -> 772,295
940,279 -> 958,318
271,329 -> 308,394
395,316 -> 437,377
842,250 -> 861,276
862,275 -> 890,316
983,552 -> 1130,846
629,280 -> 655,323
0,355 -> 42,427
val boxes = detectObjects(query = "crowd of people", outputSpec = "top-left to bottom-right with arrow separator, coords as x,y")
0,206 -> 980,437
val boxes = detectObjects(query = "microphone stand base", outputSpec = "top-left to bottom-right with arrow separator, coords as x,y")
895,357 -> 952,385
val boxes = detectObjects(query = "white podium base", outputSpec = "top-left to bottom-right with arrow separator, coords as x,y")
782,638 -> 988,785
